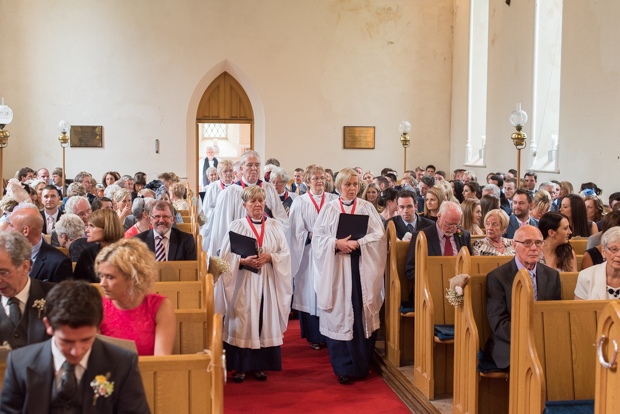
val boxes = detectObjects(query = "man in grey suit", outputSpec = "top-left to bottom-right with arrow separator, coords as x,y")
484,225 -> 562,369
0,280 -> 150,414
503,189 -> 539,239
0,232 -> 54,349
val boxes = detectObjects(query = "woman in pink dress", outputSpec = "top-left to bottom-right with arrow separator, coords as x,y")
96,238 -> 176,356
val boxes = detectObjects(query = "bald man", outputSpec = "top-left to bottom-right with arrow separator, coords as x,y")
484,225 -> 561,369
8,207 -> 73,283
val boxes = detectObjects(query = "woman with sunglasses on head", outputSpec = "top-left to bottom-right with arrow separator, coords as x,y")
288,165 -> 338,351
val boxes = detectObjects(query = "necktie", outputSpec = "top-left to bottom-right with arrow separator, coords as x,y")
530,271 -> 538,301
7,297 -> 21,327
444,235 -> 454,256
155,235 -> 167,261
57,361 -> 78,401
406,223 -> 414,234
520,220 -> 527,227
47,216 -> 55,233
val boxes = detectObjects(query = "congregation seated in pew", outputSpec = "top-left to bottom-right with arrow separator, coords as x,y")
384,190 -> 434,241
96,238 -> 176,356
484,225 -> 562,370
124,198 -> 154,239
472,209 -> 515,256
581,210 -> 620,270
539,211 -> 578,272
54,213 -> 86,262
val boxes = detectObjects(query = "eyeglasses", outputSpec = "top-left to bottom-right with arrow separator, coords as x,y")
311,177 -> 326,181
0,266 -> 17,279
77,209 -> 92,218
485,222 -> 501,228
514,240 -> 544,248
605,246 -> 620,255
151,215 -> 173,221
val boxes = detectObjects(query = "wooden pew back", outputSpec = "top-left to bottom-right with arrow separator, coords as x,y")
509,269 -> 612,414
414,232 -> 458,399
570,238 -> 588,255
176,223 -> 192,233
158,260 -> 199,281
595,301 -> 620,414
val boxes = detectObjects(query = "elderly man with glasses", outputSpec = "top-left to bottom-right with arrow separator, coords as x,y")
483,225 -> 561,371
134,200 -> 196,261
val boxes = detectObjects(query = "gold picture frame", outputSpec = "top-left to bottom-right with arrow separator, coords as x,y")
343,126 -> 375,149
70,126 -> 103,148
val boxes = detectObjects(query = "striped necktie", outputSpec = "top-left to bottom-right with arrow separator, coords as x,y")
155,235 -> 167,261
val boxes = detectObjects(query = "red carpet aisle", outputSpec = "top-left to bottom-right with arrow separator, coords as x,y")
224,320 -> 411,414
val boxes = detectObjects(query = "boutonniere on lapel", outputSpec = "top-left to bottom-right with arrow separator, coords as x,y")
90,373 -> 114,406
454,229 -> 463,237
32,299 -> 45,318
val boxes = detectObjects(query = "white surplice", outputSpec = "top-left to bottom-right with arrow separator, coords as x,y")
199,179 -> 227,252
207,180 -> 288,257
312,197 -> 387,341
220,218 -> 292,349
288,191 -> 338,315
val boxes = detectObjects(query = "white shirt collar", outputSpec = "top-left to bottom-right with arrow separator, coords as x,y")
51,335 -> 92,376
1,276 -> 31,308
44,209 -> 59,219
153,227 -> 172,240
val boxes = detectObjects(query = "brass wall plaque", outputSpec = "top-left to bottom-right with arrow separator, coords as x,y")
343,126 -> 375,149
70,126 -> 103,148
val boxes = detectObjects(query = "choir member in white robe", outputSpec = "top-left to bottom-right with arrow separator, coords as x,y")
208,150 -> 288,258
269,166 -> 299,216
199,160 -> 235,252
220,186 -> 292,383
313,168 -> 387,384
288,164 -> 337,349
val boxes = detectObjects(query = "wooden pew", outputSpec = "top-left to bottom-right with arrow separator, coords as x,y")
139,313 -> 224,414
177,223 -> 192,233
178,209 -> 190,217
158,260 -> 199,281
509,269 -> 611,414
384,221 -> 415,367
453,250 -> 512,414
414,232 -> 458,399
595,301 -> 620,414
569,238 -> 588,255
57,247 -> 69,257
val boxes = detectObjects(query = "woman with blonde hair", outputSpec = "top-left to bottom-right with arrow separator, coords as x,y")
362,183 -> 381,212
74,209 -> 125,282
460,199 -> 483,236
530,190 -> 551,220
462,170 -> 477,183
436,180 -> 458,203
113,188 -> 133,224
423,187 -> 444,222
473,209 -> 514,256
169,182 -> 189,211
97,238 -> 176,356
558,181 -> 574,198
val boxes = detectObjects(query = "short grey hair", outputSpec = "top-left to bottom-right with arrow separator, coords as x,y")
66,196 -> 90,215
438,201 -> 462,216
67,182 -> 86,198
104,183 -> 121,199
0,232 -> 32,267
55,214 -> 85,241
538,181 -> 555,192
269,166 -> 290,184
240,150 -> 261,165
483,184 -> 501,198
132,197 -> 156,218
602,227 -> 620,249
206,167 -> 217,176
233,161 -> 242,173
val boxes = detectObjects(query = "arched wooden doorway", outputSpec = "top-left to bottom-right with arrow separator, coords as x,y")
195,71 -> 254,187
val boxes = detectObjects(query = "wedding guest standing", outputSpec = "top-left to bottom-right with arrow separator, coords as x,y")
219,186 -> 292,383
289,165 -> 338,350
313,168 -> 387,384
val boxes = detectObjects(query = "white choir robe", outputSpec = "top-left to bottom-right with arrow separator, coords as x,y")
220,218 -> 292,349
312,198 -> 387,341
207,180 -> 288,257
288,191 -> 338,316
199,179 -> 227,252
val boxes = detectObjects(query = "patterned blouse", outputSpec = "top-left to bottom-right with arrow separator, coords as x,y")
473,237 -> 516,256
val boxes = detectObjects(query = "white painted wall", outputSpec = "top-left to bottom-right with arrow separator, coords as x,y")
0,0 -> 455,187
451,0 -> 620,201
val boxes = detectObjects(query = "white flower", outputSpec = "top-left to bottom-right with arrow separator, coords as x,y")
455,286 -> 463,296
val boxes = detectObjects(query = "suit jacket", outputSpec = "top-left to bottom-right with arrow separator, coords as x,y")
503,215 -> 539,239
134,228 -> 196,261
499,194 -> 512,215
416,196 -> 425,213
404,224 -> 473,282
30,239 -> 73,283
385,214 -> 434,240
0,279 -> 54,349
0,338 -> 150,414
289,182 -> 307,195
484,258 -> 561,369
40,210 -> 64,235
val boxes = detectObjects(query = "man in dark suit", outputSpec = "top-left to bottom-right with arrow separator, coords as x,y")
0,232 -> 54,350
385,190 -> 434,240
489,175 -> 512,215
404,201 -> 473,282
40,185 -> 64,235
504,189 -> 539,239
416,176 -> 435,213
134,200 -> 196,261
0,280 -> 150,413
9,207 -> 73,283
484,225 -> 561,369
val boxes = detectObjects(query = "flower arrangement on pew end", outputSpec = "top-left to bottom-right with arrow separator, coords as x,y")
208,256 -> 231,284
445,274 -> 470,307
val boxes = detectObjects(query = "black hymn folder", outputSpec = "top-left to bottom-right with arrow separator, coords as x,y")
229,231 -> 259,273
335,214 -> 369,256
